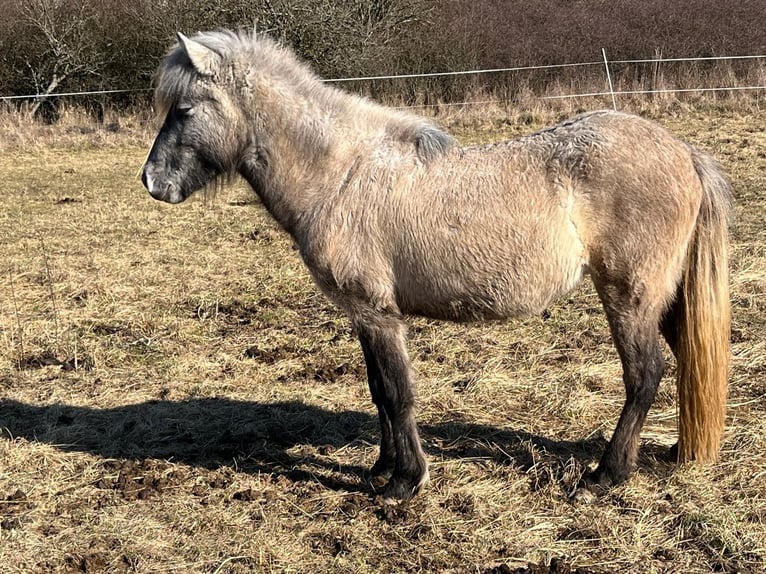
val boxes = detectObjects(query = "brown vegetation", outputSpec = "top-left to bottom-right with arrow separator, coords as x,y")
0,0 -> 764,112
0,100 -> 764,572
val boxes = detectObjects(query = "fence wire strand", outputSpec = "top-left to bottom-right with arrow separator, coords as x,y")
1,53 -> 764,104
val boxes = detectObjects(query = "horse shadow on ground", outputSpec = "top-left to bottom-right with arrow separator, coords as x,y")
0,397 -> 675,496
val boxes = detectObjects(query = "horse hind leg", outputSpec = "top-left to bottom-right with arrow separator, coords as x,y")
658,287 -> 684,461
355,317 -> 428,501
659,284 -> 682,357
573,278 -> 667,501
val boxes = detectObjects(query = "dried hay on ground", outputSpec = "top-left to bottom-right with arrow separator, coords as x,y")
0,105 -> 764,573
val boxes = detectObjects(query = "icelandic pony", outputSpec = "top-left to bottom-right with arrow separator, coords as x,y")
142,30 -> 731,502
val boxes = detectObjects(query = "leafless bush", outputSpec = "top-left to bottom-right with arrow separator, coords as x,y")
0,0 -> 763,114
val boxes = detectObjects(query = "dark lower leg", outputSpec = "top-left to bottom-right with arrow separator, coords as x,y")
360,338 -> 395,481
581,329 -> 665,493
369,407 -> 396,481
660,295 -> 681,458
357,321 -> 427,501
384,411 -> 429,500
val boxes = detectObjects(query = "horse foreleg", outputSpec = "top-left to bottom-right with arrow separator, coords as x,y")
574,316 -> 665,501
360,336 -> 396,486
356,319 -> 429,501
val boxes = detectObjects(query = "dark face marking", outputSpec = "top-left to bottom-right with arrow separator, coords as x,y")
142,99 -> 228,203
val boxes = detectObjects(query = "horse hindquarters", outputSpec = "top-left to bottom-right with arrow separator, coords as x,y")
573,140 -> 729,498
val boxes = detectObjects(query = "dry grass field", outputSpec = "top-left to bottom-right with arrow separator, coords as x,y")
0,102 -> 765,573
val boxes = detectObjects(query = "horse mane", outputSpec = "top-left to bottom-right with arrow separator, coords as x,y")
153,29 -> 455,163
413,124 -> 456,162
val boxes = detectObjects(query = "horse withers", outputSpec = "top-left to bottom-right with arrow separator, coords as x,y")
142,30 -> 731,503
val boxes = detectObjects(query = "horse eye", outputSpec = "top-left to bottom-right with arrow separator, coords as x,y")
176,104 -> 195,117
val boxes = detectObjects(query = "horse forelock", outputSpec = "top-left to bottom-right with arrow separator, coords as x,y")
153,55 -> 195,116
153,30 -> 305,115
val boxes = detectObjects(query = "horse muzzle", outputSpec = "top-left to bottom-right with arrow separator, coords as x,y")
142,167 -> 187,204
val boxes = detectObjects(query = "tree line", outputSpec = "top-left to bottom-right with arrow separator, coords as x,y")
0,0 -> 764,114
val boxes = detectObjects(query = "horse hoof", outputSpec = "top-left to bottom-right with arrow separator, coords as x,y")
381,479 -> 418,503
570,486 -> 598,504
380,468 -> 430,503
570,469 -> 613,503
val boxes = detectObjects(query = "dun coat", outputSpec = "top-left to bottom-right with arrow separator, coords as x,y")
142,30 -> 731,502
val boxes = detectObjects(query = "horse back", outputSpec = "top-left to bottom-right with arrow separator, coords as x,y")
304,111 -> 701,324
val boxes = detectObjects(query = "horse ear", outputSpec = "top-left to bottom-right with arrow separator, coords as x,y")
177,32 -> 220,76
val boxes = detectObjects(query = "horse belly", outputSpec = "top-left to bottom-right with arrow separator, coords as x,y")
396,245 -> 587,322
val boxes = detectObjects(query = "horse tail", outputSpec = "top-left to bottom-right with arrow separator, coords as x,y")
675,147 -> 732,462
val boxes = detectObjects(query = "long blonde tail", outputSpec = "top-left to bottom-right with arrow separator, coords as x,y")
676,148 -> 732,462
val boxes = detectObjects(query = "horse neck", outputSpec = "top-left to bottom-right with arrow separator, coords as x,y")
237,87 -> 388,237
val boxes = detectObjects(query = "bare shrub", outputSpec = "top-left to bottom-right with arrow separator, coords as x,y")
0,0 -> 763,112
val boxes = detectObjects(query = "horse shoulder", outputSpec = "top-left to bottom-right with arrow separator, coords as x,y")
297,188 -> 397,314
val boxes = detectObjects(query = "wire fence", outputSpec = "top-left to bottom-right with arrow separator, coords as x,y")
1,52 -> 764,107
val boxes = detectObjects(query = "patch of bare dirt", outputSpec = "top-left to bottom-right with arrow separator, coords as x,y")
486,558 -> 602,574
95,460 -> 187,501
16,350 -> 94,371
63,539 -> 136,574
0,488 -> 31,531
